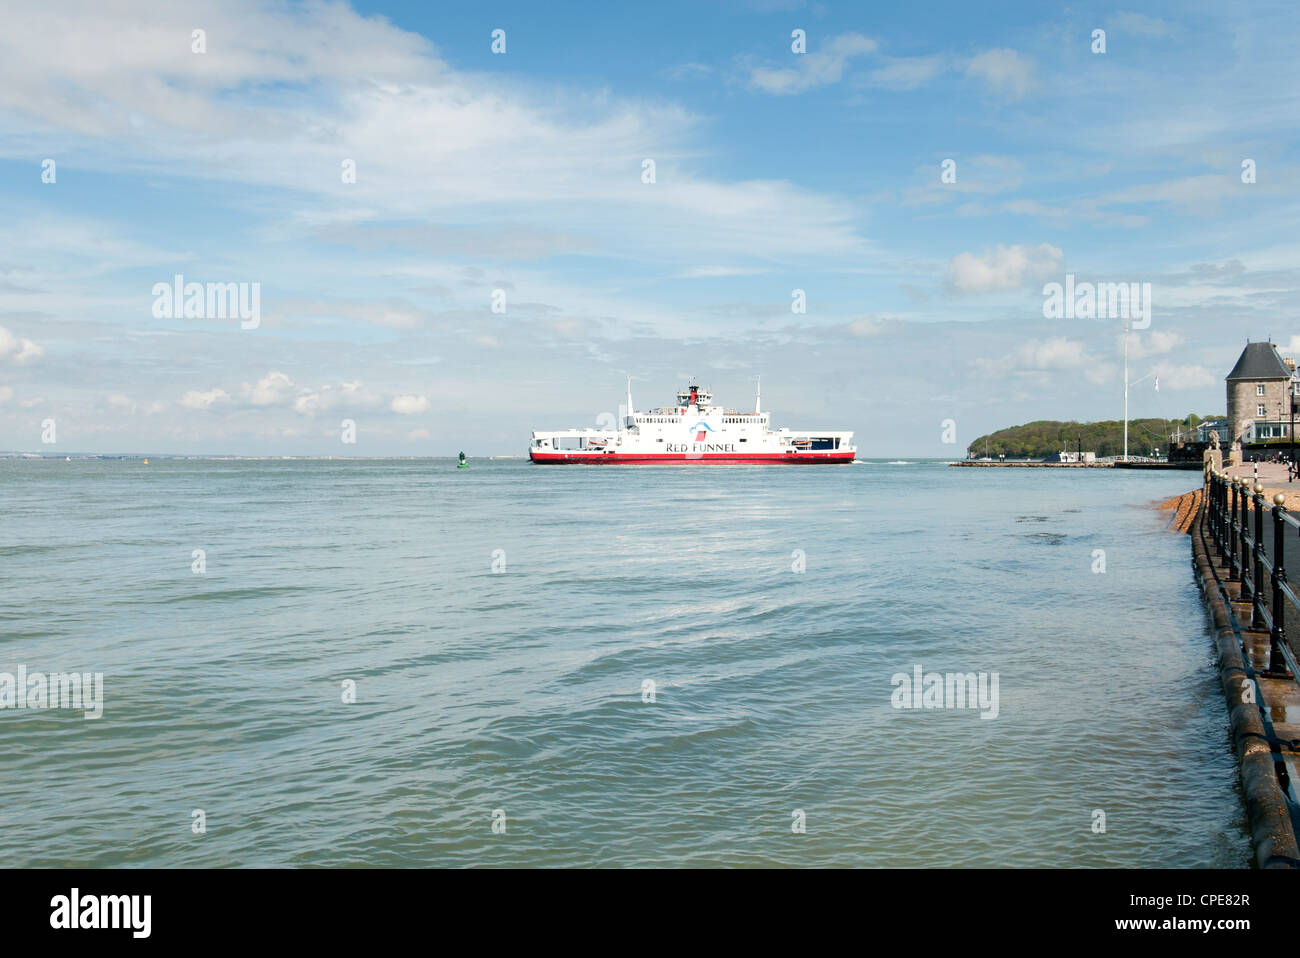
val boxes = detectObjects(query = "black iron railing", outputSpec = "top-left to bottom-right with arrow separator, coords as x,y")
1205,468 -> 1300,679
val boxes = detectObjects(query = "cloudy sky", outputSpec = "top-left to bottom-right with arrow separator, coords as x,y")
1,0 -> 1298,455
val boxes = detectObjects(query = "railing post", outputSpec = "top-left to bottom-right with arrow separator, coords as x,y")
1216,473 -> 1227,553
1226,474 -> 1233,542
1269,493 -> 1292,677
1228,477 -> 1237,572
1219,472 -> 1227,550
1238,479 -> 1250,591
1253,483 -> 1266,629
1210,472 -> 1220,550
1216,472 -> 1225,549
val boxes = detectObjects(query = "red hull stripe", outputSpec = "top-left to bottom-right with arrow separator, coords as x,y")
530,451 -> 855,464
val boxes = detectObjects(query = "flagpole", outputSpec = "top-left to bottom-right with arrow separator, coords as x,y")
1123,318 -> 1129,462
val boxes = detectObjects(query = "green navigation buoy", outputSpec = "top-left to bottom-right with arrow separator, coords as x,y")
457,451 -> 469,469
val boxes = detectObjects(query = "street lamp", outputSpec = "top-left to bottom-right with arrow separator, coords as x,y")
1291,380 -> 1297,480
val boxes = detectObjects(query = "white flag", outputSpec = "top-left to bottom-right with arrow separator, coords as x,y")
1154,376 -> 1159,392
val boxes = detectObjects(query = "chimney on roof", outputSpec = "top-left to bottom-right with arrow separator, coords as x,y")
1287,357 -> 1297,372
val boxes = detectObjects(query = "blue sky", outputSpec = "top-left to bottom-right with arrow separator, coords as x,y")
1,0 -> 1298,454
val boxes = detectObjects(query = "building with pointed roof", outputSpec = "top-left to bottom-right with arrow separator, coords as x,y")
1226,340 -> 1298,445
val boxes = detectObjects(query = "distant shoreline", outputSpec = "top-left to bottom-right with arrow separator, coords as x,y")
950,459 -> 1202,470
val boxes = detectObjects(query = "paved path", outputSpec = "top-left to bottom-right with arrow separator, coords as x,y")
1225,460 -> 1300,506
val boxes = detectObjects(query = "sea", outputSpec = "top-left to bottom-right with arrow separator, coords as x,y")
0,458 -> 1250,867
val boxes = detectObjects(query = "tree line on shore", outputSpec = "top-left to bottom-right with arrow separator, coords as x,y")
966,414 -> 1220,459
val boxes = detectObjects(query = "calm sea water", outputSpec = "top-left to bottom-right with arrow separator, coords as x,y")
0,458 -> 1250,867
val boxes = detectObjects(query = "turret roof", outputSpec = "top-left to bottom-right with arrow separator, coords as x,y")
1226,341 -> 1293,381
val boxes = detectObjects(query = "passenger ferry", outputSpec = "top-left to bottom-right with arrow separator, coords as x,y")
529,380 -> 855,464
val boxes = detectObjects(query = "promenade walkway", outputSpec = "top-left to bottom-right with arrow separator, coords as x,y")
1224,460 -> 1298,506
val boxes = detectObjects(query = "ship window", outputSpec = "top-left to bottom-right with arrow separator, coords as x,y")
657,438 -> 664,442
739,438 -> 747,442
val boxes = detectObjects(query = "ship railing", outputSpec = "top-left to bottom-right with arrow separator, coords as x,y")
1204,469 -> 1300,683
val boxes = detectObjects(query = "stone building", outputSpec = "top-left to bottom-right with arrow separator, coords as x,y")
1226,340 -> 1297,444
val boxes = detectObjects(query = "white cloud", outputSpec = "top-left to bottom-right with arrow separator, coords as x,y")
0,386 -> 13,403
1111,12 -> 1174,38
0,3 -> 872,268
180,388 -> 230,410
390,394 -> 431,415
977,337 -> 1117,386
1099,174 -> 1239,216
292,381 -> 380,415
1126,329 -> 1181,360
1085,365 -> 1118,386
750,33 -> 878,95
675,266 -> 769,278
1009,338 -> 1090,370
242,371 -> 295,407
965,49 -> 1035,100
1149,362 -> 1215,389
849,318 -> 886,337
947,243 -> 1063,293
0,325 -> 43,364
292,393 -> 326,415
286,298 -> 428,331
182,374 -> 410,418
867,55 -> 947,90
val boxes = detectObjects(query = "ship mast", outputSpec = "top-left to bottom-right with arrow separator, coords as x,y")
755,375 -> 761,414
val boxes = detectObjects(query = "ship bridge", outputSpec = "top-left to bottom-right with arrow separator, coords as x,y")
674,383 -> 711,408
638,382 -> 714,417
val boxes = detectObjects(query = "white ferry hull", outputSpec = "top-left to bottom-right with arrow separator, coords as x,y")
529,449 -> 855,464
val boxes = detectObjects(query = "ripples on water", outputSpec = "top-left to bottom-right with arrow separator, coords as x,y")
0,459 -> 1250,867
